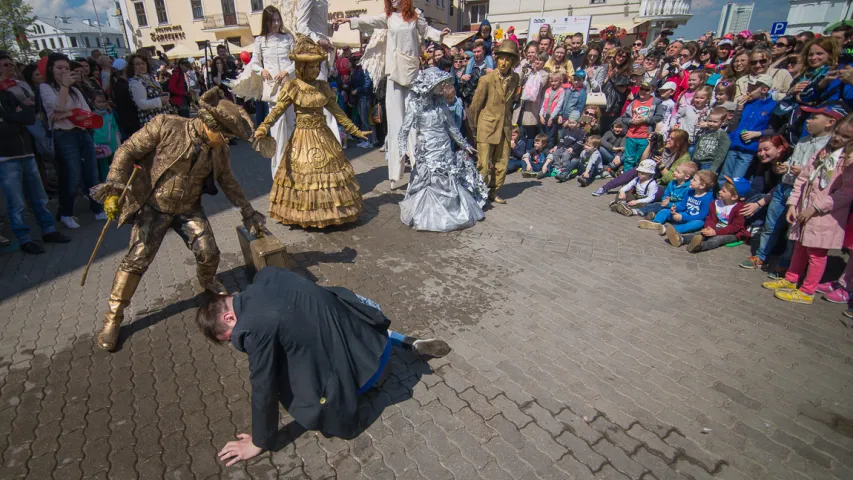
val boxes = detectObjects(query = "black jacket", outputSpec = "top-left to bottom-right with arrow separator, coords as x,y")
0,90 -> 35,158
111,77 -> 140,139
231,267 -> 390,449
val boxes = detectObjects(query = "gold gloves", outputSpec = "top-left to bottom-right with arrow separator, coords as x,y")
104,195 -> 121,221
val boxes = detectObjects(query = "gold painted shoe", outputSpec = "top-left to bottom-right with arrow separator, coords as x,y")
97,271 -> 141,351
492,195 -> 507,204
199,277 -> 228,295
774,288 -> 814,304
762,278 -> 796,291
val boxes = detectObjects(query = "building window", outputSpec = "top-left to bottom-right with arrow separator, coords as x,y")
251,0 -> 264,12
134,1 -> 148,27
470,4 -> 487,24
70,36 -> 78,47
49,38 -> 55,49
117,37 -> 123,48
85,36 -> 91,48
590,0 -> 606,3
190,0 -> 204,19
226,36 -> 242,47
59,38 -> 64,48
96,37 -> 101,47
154,0 -> 169,24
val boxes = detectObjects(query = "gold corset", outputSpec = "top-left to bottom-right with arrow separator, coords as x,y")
295,110 -> 325,129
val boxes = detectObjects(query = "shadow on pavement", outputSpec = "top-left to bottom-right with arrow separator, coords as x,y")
499,180 -> 541,200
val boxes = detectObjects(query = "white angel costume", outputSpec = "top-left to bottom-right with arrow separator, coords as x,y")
349,12 -> 443,183
398,68 -> 487,232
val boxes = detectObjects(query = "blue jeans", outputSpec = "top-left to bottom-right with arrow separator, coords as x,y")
541,117 -> 560,148
755,184 -> 793,262
624,137 -> 649,170
652,209 -> 704,233
0,156 -> 56,244
637,202 -> 665,216
599,147 -> 615,166
719,149 -> 755,187
54,129 -> 103,217
507,158 -> 525,173
358,96 -> 376,144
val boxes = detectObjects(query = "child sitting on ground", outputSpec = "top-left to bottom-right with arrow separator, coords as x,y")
631,161 -> 697,219
600,121 -> 626,175
538,111 -> 585,179
521,133 -> 549,176
692,107 -> 731,171
611,159 -> 659,215
574,136 -> 604,187
679,176 -> 752,253
508,126 -> 528,173
636,169 -> 717,242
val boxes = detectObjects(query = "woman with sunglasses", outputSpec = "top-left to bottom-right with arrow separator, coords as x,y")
698,46 -> 717,68
631,39 -> 644,60
735,48 -> 792,102
582,45 -> 606,92
770,36 -> 797,69
600,47 -> 632,133
679,42 -> 700,71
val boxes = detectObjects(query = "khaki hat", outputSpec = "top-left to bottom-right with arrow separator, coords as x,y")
494,39 -> 520,59
751,74 -> 773,88
198,89 -> 254,140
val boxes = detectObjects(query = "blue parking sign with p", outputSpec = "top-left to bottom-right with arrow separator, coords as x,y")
771,22 -> 787,35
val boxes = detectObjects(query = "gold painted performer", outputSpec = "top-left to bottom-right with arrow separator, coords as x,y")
90,89 -> 266,351
254,35 -> 371,228
470,40 -> 521,204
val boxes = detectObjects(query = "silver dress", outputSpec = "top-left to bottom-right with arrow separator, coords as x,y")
398,68 -> 488,232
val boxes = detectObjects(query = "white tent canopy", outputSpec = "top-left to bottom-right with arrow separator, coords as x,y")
165,43 -> 203,59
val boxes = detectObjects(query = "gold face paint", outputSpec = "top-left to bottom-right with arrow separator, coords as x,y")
496,55 -> 512,75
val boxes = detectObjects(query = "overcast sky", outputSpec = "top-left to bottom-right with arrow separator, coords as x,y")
673,0 -> 789,39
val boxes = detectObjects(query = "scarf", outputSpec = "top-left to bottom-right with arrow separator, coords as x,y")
809,147 -> 843,190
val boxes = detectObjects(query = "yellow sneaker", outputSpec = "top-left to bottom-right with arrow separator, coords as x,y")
762,278 -> 796,291
774,289 -> 814,304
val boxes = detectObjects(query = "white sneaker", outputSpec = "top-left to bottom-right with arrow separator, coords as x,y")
60,216 -> 80,229
357,141 -> 371,149
94,212 -> 108,221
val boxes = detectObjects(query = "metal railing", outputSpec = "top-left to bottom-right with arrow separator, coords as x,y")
202,12 -> 249,30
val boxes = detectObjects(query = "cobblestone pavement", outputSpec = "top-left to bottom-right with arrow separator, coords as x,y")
1,141 -> 852,480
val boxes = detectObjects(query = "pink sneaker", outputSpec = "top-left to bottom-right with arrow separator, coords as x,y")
823,288 -> 850,304
816,281 -> 843,294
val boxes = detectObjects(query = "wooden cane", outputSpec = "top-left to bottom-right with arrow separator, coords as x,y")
80,165 -> 141,287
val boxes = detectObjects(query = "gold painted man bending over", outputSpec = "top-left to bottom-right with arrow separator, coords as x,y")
90,89 -> 266,351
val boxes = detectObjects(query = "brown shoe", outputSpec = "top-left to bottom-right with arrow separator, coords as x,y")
665,224 -> 682,247
644,212 -> 656,221
637,220 -> 662,230
97,271 -> 141,351
492,196 -> 507,204
686,234 -> 704,253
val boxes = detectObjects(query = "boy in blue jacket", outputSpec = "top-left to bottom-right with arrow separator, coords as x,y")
507,127 -> 528,173
640,170 -> 717,244
634,161 -> 697,219
719,74 -> 777,185
558,70 -> 588,127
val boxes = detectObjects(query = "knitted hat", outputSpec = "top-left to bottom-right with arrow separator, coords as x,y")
568,110 -> 581,121
197,88 -> 254,140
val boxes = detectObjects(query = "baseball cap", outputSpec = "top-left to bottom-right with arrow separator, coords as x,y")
718,39 -> 733,46
637,159 -> 657,174
631,66 -> 645,76
720,101 -> 738,112
659,81 -> 677,91
724,176 -> 752,198
573,69 -> 587,79
751,74 -> 773,87
639,81 -> 653,90
801,100 -> 849,119
111,58 -> 127,70
722,33 -> 734,40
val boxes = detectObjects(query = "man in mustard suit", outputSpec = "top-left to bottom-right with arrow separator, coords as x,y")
469,40 -> 520,204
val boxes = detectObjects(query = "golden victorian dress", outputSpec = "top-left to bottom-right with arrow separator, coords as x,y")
258,78 -> 363,228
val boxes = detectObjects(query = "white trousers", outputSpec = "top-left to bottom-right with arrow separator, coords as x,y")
270,103 -> 296,177
385,79 -> 412,182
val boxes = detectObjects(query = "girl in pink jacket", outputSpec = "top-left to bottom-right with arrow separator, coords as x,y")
762,115 -> 853,304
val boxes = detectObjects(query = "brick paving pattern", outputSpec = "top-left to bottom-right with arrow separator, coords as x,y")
0,143 -> 852,479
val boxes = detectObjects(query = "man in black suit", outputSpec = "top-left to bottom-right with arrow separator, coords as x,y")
195,267 -> 451,465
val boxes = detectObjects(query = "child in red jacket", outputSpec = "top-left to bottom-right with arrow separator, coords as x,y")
681,176 -> 752,253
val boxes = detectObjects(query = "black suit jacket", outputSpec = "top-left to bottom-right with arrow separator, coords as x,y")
230,267 -> 390,449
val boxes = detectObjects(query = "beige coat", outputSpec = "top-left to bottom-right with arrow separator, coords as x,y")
470,70 -> 521,145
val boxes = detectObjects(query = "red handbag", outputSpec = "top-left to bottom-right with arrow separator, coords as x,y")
69,108 -> 104,129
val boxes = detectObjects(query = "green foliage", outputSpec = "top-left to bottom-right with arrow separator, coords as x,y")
0,0 -> 37,60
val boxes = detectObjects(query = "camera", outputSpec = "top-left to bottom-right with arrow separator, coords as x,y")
660,29 -> 674,37
840,47 -> 853,65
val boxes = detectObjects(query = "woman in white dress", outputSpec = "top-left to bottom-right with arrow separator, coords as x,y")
335,0 -> 450,187
248,6 -> 296,176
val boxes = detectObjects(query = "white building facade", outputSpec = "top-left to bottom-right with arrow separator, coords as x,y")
485,0 -> 691,42
717,2 -> 754,36
786,0 -> 853,34
28,17 -> 127,60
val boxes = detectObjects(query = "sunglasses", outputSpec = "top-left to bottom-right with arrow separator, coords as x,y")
750,59 -> 768,65
774,42 -> 788,47
584,110 -> 596,115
